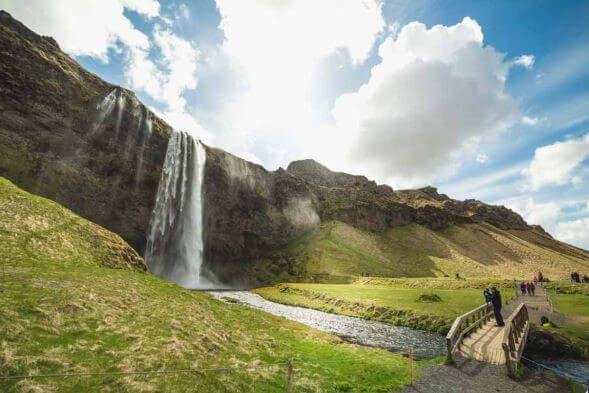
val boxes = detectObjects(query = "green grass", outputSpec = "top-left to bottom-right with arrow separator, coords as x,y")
255,280 -> 517,334
0,177 -> 424,392
552,293 -> 589,345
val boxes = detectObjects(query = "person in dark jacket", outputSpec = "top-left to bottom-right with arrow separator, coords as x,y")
520,282 -> 526,296
483,288 -> 493,304
491,287 -> 505,326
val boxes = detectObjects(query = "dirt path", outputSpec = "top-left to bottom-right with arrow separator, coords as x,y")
507,284 -> 556,325
400,357 -> 574,393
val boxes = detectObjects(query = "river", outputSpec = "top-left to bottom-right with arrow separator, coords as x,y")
209,291 -> 588,384
208,290 -> 446,359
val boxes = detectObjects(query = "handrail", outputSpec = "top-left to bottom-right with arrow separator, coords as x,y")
501,303 -> 529,377
446,303 -> 493,364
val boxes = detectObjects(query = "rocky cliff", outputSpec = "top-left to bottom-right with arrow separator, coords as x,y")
2,11 -> 586,286
0,11 -> 170,254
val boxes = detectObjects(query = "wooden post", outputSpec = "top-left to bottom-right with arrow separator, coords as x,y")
502,343 -> 513,378
286,359 -> 294,393
408,348 -> 414,386
445,337 -> 454,365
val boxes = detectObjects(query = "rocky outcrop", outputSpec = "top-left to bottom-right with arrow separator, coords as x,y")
0,11 -> 170,253
285,159 -> 531,233
202,148 -> 320,280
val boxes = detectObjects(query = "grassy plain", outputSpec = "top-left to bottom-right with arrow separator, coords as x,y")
255,279 -> 517,334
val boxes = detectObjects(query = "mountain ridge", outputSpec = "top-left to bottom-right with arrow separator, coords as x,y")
1,10 -> 587,286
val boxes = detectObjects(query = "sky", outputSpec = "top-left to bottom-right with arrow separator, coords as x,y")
2,0 -> 589,249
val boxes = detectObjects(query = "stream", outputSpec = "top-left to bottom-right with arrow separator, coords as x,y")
208,290 -> 446,359
209,291 -> 589,384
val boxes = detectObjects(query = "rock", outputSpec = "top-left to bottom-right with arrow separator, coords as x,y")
0,11 -> 170,254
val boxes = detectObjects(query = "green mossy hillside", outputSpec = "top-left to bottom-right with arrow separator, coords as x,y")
0,177 -> 144,271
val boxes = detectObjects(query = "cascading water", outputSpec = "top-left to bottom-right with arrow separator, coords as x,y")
145,130 -> 211,289
134,113 -> 152,188
89,88 -> 118,135
114,90 -> 126,141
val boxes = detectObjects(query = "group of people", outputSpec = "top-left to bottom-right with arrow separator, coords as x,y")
571,271 -> 589,283
520,281 -> 536,296
483,287 -> 504,326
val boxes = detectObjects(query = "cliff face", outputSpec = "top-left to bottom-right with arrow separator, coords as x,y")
0,11 -> 170,253
202,148 -> 320,281
3,11 -> 585,286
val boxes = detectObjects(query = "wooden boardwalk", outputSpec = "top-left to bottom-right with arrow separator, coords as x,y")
447,284 -> 552,374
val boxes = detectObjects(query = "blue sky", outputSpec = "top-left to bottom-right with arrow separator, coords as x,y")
3,0 -> 589,249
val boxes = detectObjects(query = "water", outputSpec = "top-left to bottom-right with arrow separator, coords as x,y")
114,89 -> 126,141
89,89 -> 118,135
209,291 -> 446,359
523,358 -> 589,385
146,131 -> 211,289
125,104 -> 144,160
134,112 -> 152,187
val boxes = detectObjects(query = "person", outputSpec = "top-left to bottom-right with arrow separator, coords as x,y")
538,271 -> 544,283
530,281 -> 535,296
483,288 -> 493,304
520,281 -> 526,296
491,287 -> 505,327
526,282 -> 532,295
533,275 -> 538,284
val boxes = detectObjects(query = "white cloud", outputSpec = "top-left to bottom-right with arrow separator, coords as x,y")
4,0 -> 208,140
441,162 -> 526,201
504,196 -> 561,231
119,0 -> 160,18
512,54 -> 535,69
555,218 -> 589,250
521,116 -> 541,126
3,0 -> 155,61
175,4 -> 190,21
332,17 -> 518,185
213,0 -> 385,167
504,196 -> 589,249
476,153 -> 489,163
523,133 -> 589,190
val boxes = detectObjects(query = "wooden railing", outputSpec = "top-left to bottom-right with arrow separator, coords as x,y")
445,303 -> 493,364
501,303 -> 530,377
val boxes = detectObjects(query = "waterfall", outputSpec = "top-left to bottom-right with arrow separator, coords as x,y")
145,130 -> 211,289
134,114 -> 152,188
89,88 -> 118,135
114,90 -> 126,141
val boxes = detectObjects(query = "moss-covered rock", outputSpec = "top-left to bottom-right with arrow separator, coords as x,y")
0,176 -> 144,270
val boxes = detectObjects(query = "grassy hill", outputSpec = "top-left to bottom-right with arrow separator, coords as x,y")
0,177 -> 422,392
247,221 -> 589,284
